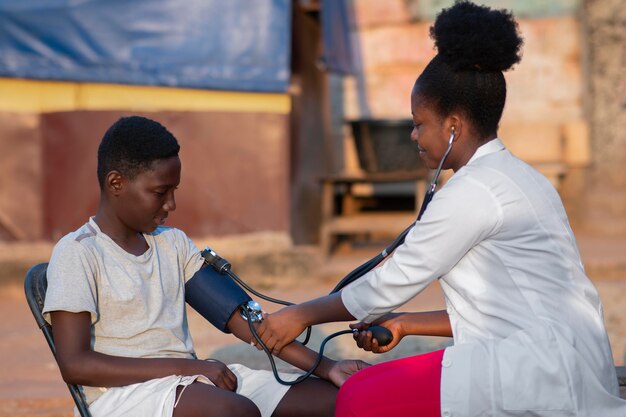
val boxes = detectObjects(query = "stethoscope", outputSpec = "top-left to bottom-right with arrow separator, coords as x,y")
205,130 -> 456,385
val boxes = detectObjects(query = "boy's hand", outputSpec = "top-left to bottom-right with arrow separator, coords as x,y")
197,359 -> 238,391
255,305 -> 306,355
350,312 -> 405,354
328,359 -> 370,387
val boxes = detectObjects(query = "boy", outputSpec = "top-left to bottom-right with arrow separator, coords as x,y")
43,116 -> 365,417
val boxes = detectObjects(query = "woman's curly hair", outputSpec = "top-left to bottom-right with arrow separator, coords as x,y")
414,1 -> 524,138
432,0 -> 523,72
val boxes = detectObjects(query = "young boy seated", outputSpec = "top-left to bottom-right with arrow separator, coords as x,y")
43,116 -> 367,417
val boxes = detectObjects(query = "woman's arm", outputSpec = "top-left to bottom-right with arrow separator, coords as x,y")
50,311 -> 238,391
389,310 -> 452,337
351,310 -> 451,354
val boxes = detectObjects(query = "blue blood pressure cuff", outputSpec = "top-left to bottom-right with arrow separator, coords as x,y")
185,265 -> 252,333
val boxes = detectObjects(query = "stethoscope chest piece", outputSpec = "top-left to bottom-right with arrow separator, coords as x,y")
240,300 -> 263,323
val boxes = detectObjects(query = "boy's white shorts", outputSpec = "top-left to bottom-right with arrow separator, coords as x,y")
82,363 -> 301,417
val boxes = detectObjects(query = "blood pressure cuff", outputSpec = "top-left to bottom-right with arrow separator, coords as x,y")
185,266 -> 252,333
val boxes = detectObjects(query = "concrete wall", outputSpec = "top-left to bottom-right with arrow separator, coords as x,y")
0,113 -> 42,240
40,111 -> 290,241
0,80 -> 292,241
581,0 -> 626,236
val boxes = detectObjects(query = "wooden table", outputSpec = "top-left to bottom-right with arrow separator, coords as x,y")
319,170 -> 430,257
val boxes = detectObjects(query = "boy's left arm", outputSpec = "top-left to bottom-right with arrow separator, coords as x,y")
226,312 -> 369,387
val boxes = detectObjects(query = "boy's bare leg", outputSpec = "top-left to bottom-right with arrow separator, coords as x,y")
174,383 -> 261,417
272,378 -> 337,417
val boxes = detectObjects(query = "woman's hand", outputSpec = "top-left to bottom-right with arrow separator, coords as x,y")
255,305 -> 307,355
350,310 -> 452,354
193,359 -> 238,391
350,312 -> 406,354
327,359 -> 370,387
255,292 -> 355,355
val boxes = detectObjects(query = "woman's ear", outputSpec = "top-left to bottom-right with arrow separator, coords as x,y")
445,114 -> 463,141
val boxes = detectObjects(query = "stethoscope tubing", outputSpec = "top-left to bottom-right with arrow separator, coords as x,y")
235,131 -> 456,385
331,131 -> 455,293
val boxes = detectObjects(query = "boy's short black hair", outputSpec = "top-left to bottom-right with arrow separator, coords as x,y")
97,116 -> 180,188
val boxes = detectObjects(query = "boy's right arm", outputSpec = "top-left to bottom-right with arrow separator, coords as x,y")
51,310 -> 238,391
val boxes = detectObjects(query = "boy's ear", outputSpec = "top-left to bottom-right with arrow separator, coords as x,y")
105,171 -> 124,195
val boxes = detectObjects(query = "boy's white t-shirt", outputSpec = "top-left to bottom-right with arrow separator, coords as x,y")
43,217 -> 205,404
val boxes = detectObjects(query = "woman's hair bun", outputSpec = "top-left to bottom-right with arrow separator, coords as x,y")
430,1 -> 523,72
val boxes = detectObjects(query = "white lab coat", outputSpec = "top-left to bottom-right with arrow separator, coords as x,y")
342,139 -> 626,416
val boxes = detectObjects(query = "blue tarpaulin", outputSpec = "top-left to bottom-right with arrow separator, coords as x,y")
320,0 -> 354,75
0,0 -> 292,92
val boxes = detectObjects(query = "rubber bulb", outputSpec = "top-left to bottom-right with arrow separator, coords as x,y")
369,326 -> 393,346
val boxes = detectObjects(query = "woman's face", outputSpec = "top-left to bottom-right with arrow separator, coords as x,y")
410,89 -> 453,170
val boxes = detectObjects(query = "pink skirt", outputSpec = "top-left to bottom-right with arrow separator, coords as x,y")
336,349 -> 444,417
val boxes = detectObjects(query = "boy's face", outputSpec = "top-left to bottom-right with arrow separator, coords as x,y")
113,156 -> 181,233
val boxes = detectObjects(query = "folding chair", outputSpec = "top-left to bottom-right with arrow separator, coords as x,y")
24,262 -> 92,417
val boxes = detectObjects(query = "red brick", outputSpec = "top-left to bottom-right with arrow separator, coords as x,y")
351,0 -> 411,28
357,23 -> 435,69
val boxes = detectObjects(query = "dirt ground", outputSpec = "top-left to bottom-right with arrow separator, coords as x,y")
0,235 -> 625,416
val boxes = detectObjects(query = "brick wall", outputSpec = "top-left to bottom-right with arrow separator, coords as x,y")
340,0 -> 619,233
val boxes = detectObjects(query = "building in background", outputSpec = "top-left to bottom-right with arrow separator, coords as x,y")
335,0 -> 625,240
0,0 -> 348,244
0,0 -> 623,245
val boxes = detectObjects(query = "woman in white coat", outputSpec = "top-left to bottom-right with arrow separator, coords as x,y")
256,1 -> 626,415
